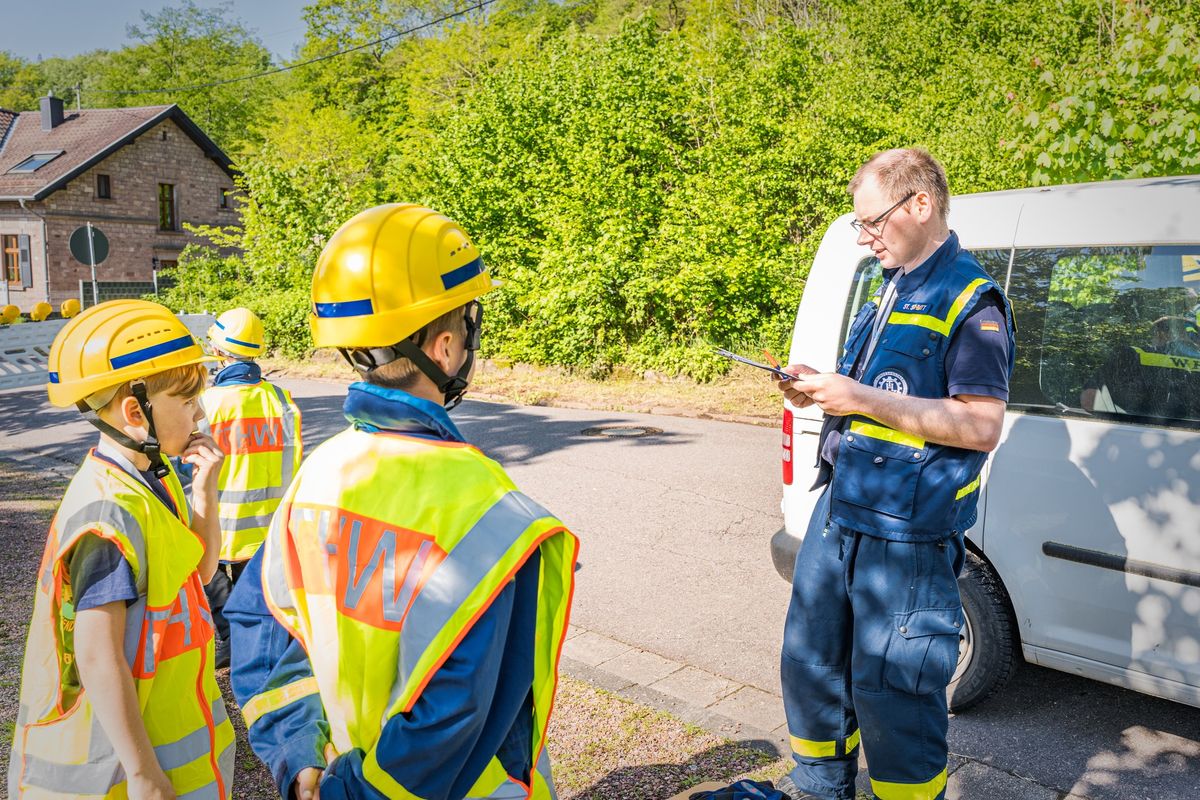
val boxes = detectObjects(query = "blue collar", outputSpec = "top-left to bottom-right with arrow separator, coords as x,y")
895,231 -> 961,294
214,361 -> 262,386
343,382 -> 466,443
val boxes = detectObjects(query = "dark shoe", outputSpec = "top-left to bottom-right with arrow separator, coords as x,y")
773,774 -> 823,800
214,636 -> 230,670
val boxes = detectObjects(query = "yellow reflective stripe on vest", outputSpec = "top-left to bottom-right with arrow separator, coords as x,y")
887,278 -> 989,337
871,767 -> 948,800
955,474 -> 981,500
392,491 -> 564,715
241,676 -> 320,729
848,420 -> 926,450
360,752 -> 424,800
790,728 -> 861,759
1131,347 -> 1200,372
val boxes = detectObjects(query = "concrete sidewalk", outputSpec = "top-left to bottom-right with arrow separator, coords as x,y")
562,624 -> 1089,800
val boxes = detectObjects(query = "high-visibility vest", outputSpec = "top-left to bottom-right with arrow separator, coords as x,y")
8,451 -> 235,799
261,429 -> 578,800
201,380 -> 302,562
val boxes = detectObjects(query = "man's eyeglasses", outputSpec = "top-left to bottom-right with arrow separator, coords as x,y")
850,192 -> 915,237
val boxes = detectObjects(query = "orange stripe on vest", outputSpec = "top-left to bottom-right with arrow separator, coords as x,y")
288,503 -> 447,632
211,417 -> 286,454
133,575 -> 215,678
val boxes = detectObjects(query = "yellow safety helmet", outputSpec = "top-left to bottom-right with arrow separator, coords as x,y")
61,298 -> 81,319
1,304 -> 18,324
208,307 -> 265,359
310,203 -> 499,349
30,301 -> 52,322
47,299 -> 215,408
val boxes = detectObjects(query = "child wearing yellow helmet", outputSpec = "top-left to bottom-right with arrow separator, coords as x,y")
225,205 -> 578,800
200,307 -> 303,669
8,299 -> 236,800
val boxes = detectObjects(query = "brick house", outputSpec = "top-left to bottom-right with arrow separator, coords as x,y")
0,95 -> 239,311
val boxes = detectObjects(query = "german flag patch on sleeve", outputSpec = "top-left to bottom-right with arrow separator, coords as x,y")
979,320 -> 1001,333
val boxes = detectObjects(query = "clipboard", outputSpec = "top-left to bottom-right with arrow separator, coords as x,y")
714,348 -> 794,380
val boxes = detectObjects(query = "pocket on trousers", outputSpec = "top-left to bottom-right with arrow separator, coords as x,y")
884,607 -> 964,695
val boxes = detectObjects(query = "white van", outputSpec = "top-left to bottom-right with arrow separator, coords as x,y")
773,175 -> 1200,711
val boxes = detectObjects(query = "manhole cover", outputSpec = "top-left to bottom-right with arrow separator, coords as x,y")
581,425 -> 663,438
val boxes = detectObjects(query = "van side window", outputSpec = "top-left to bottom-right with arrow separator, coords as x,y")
1007,246 -> 1200,429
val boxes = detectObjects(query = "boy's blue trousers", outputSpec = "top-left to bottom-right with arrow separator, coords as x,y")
780,489 -> 966,800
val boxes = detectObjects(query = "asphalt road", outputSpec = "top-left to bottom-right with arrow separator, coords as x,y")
2,377 -> 1199,799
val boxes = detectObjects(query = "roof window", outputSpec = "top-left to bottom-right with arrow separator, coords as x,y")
8,151 -> 63,173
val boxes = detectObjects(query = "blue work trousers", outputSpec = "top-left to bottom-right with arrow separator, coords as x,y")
780,489 -> 965,800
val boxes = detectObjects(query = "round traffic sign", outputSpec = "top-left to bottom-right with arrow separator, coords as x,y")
69,225 -> 109,265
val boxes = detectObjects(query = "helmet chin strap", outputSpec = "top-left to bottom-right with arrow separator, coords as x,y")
76,380 -> 170,479
339,302 -> 481,410
392,339 -> 474,410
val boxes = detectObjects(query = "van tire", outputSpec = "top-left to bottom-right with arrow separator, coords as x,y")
949,552 -> 1020,712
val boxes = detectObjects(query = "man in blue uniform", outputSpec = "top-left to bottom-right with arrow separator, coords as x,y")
774,149 -> 1015,800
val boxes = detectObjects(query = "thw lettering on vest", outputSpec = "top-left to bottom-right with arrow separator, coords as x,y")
212,417 -> 285,454
134,576 -> 214,678
288,503 -> 447,631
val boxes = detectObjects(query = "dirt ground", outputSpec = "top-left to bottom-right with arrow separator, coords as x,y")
0,459 -> 788,799
259,352 -> 786,428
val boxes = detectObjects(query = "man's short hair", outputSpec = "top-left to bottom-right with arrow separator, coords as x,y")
89,362 -> 210,412
365,304 -> 468,390
849,148 -> 950,223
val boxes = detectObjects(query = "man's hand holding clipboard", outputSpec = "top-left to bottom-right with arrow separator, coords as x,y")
714,348 -> 818,408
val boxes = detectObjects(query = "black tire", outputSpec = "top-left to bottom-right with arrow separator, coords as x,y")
948,551 -> 1021,712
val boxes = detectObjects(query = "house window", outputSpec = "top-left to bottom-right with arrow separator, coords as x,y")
7,151 -> 62,173
96,174 -> 112,199
2,235 -> 19,283
158,183 -> 177,231
219,187 -> 231,209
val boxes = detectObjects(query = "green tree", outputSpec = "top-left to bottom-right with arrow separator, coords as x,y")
1011,2 -> 1200,184
90,1 -> 277,154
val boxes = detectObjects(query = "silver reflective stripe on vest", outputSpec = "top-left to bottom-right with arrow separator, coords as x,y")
178,776 -> 222,800
537,747 -> 558,800
397,491 -> 553,700
217,486 -> 284,504
20,753 -> 124,795
263,508 -> 294,612
274,384 -> 299,491
218,513 -> 273,532
20,710 -> 122,794
58,499 -> 148,586
154,701 -> 226,771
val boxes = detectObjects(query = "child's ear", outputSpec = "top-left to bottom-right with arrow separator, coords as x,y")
429,330 -> 456,373
119,395 -> 145,427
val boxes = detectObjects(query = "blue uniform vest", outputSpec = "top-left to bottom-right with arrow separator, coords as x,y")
827,233 -> 1015,540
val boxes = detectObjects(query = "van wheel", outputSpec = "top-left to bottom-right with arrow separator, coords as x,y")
948,552 -> 1020,712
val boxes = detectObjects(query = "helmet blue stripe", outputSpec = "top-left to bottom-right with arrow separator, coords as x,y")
222,335 -> 261,349
109,334 -> 195,370
440,257 -> 485,291
48,371 -> 59,383
313,299 -> 374,318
